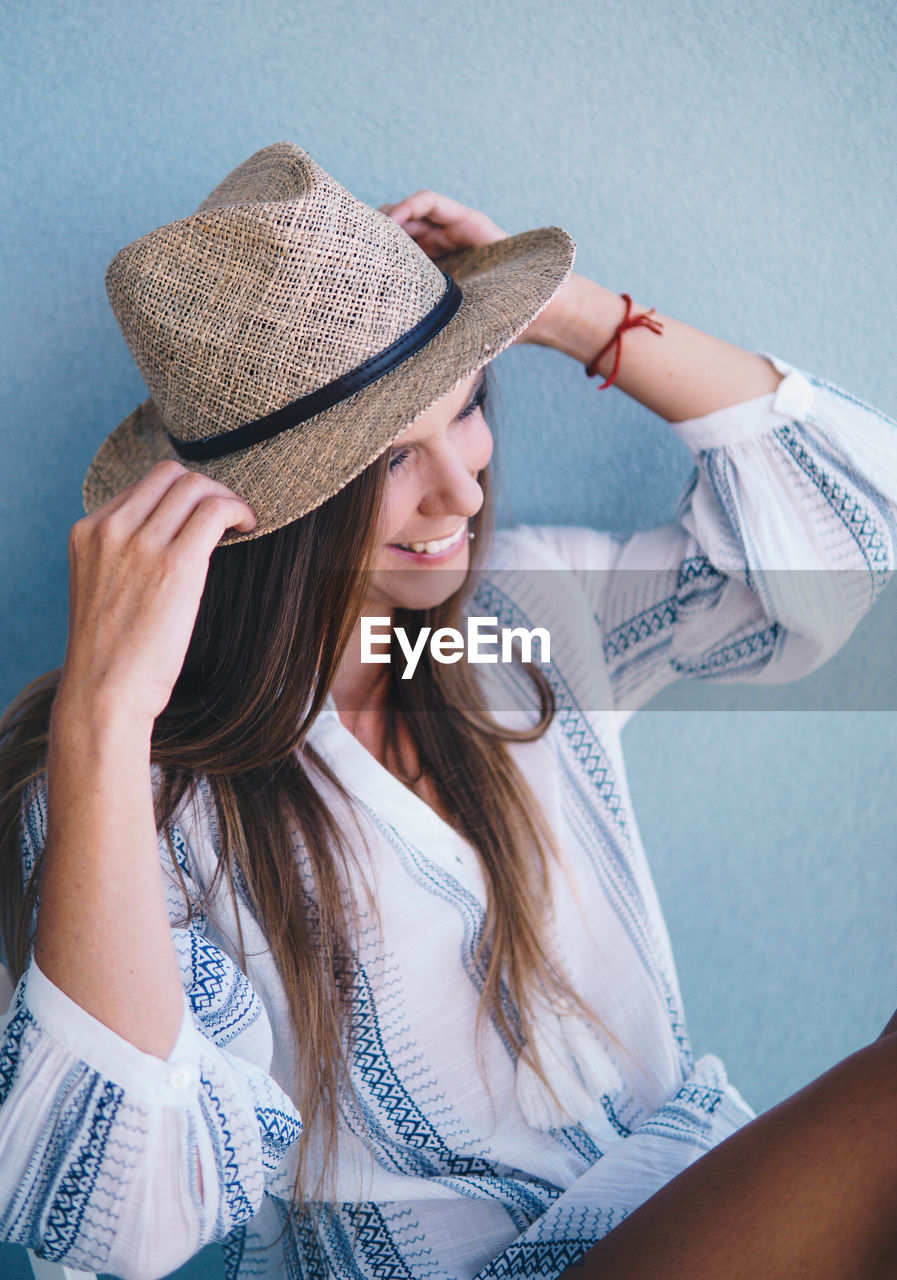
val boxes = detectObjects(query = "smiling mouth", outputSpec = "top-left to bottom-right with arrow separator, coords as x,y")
389,524 -> 467,557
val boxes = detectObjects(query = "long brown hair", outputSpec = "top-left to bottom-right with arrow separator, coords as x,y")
0,380 -> 586,1208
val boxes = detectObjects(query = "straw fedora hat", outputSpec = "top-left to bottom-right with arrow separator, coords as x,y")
84,142 -> 575,541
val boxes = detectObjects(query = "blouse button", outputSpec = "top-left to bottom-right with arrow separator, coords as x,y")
168,1064 -> 194,1091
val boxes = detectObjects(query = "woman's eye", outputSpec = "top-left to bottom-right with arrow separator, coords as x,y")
389,448 -> 411,473
457,388 -> 487,420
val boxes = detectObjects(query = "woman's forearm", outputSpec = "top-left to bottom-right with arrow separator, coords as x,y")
30,462 -> 257,1059
33,690 -> 186,1059
523,273 -> 782,421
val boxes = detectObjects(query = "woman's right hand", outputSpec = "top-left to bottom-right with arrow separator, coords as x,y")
59,461 -> 256,732
34,460 -> 253,1057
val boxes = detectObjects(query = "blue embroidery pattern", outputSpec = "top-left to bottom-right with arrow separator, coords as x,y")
603,596 -> 677,663
176,929 -> 263,1047
471,577 -> 626,827
199,1068 -> 259,1235
39,1079 -> 124,1261
342,1204 -> 416,1279
0,1001 -> 32,1107
775,423 -> 890,574
348,959 -> 493,1177
256,1105 -> 303,1172
476,1237 -> 595,1278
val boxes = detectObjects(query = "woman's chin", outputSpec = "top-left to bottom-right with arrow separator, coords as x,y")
367,560 -> 470,613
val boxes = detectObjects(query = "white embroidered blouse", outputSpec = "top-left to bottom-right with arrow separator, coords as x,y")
1,358 -> 895,1280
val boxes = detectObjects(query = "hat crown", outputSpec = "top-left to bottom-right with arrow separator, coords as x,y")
86,140 -> 575,541
106,143 -> 448,446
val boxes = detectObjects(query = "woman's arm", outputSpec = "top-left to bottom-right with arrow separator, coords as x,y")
37,462 -> 255,1056
383,192 -> 897,715
521,274 -> 783,420
381,191 -> 782,419
0,465 -> 311,1273
2,782 -> 303,1276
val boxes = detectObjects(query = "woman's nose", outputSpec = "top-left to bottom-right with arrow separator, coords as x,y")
417,451 -> 486,519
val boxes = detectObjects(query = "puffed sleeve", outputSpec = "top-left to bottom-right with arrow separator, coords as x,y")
0,781 -> 302,1280
527,358 -> 897,715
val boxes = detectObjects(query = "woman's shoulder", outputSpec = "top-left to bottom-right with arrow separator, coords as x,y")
486,523 -> 625,573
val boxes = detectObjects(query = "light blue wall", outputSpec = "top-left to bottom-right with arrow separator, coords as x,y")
2,2 -> 895,1276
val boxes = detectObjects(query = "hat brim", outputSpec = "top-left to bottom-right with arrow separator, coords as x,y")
83,226 -> 575,541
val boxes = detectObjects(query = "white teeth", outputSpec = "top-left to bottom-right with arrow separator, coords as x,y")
398,527 -> 463,555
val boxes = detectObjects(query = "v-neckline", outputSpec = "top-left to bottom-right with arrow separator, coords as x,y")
309,695 -> 470,851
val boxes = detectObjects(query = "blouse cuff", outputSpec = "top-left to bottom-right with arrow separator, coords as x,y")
24,955 -> 206,1106
670,355 -> 814,452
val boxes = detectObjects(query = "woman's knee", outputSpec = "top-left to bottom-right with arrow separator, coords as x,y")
817,1035 -> 897,1174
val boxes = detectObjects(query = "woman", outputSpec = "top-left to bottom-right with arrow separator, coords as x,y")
0,142 -> 895,1280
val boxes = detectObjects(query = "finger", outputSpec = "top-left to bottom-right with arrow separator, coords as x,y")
405,229 -> 457,258
391,218 -> 447,245
139,471 -> 256,545
174,492 -> 259,562
387,190 -> 470,228
83,460 -> 193,531
397,217 -> 444,236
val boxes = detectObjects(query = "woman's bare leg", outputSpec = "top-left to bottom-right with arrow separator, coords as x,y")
565,1019 -> 897,1280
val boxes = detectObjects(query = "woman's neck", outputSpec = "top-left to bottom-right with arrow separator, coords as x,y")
329,608 -> 445,811
329,609 -> 394,738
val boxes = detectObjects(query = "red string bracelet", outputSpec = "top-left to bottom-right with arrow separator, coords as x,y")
585,294 -> 664,389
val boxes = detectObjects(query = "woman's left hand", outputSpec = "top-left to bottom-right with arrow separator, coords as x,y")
380,191 -> 508,260
381,190 -> 570,345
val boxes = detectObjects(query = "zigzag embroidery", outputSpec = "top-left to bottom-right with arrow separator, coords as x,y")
289,1203 -> 350,1280
166,820 -> 191,875
670,621 -> 780,679
349,960 -> 493,1178
256,1105 -> 303,1170
806,373 -> 897,431
345,955 -> 558,1227
470,577 -> 626,832
557,753 -> 691,1066
677,553 -> 724,591
199,1068 -> 258,1233
177,929 -> 263,1046
775,424 -> 890,573
637,1078 -> 725,1149
39,1079 -> 123,1259
20,780 -> 48,885
342,1203 -> 416,1280
222,1224 -> 246,1280
237,1196 -> 308,1279
0,1000 -> 32,1106
472,572 -> 693,1073
364,806 -> 521,1059
602,596 -> 677,661
552,1122 -> 603,1164
1,1062 -> 87,1244
475,1236 -> 595,1278
702,450 -> 764,578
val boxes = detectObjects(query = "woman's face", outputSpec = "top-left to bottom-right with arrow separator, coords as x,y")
365,367 -> 493,612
